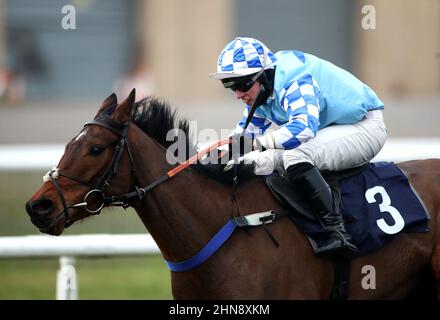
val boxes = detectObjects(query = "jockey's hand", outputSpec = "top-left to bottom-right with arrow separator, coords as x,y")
223,149 -> 282,175
230,133 -> 256,158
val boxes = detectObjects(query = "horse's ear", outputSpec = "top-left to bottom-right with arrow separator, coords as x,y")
112,88 -> 135,123
95,93 -> 118,117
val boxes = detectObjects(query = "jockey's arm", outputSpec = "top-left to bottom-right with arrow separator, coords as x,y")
255,75 -> 320,150
233,105 -> 272,138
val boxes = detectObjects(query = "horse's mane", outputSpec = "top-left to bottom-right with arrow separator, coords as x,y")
132,97 -> 190,150
130,97 -> 256,184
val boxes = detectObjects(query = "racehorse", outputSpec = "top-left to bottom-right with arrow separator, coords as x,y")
26,90 -> 440,299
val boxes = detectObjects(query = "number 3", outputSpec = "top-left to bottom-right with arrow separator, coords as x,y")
365,186 -> 405,234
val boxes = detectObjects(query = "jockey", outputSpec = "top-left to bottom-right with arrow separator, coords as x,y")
209,37 -> 387,258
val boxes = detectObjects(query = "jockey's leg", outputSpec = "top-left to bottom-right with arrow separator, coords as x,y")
286,162 -> 358,257
283,110 -> 386,172
283,110 -> 386,257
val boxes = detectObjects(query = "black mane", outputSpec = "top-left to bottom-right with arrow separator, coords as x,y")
130,97 -> 257,184
132,97 -> 191,150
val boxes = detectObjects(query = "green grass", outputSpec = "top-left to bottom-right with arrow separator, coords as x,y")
0,171 -> 173,299
0,255 -> 173,300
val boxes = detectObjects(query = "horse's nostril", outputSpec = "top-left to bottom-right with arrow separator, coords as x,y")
26,198 -> 55,216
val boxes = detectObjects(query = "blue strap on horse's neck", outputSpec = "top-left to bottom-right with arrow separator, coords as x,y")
164,210 -> 277,272
164,220 -> 237,272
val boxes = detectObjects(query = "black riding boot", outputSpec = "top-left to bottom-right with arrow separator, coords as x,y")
286,164 -> 358,258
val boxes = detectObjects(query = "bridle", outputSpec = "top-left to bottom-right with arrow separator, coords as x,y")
41,114 -> 136,232
41,113 -> 231,232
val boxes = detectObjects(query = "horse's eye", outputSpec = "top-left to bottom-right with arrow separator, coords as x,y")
89,145 -> 104,156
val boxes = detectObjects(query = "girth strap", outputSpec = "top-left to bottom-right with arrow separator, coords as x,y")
330,259 -> 351,300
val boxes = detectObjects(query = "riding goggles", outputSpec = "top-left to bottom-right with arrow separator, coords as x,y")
222,77 -> 256,92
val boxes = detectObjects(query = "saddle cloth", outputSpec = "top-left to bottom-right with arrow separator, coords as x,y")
268,162 -> 430,256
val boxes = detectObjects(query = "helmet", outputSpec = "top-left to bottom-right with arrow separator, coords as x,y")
209,37 -> 277,80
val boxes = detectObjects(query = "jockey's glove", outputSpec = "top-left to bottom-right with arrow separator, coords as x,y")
229,133 -> 256,158
223,149 -> 284,175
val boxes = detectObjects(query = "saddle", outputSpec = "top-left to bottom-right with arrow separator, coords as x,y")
266,164 -> 368,224
266,161 -> 429,255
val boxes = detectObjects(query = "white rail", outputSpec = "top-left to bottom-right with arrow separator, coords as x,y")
1,138 -> 440,170
0,234 -> 160,300
0,234 -> 160,257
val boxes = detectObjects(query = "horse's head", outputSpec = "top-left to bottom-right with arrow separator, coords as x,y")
25,89 -> 137,235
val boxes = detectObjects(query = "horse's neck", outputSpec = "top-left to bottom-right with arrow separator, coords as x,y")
128,125 -> 231,262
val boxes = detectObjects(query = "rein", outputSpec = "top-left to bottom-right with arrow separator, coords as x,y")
43,114 -> 284,272
42,115 -> 231,233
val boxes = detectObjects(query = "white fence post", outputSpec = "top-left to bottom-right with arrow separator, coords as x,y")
56,256 -> 78,300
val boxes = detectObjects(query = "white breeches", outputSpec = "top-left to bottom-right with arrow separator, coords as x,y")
283,110 -> 387,171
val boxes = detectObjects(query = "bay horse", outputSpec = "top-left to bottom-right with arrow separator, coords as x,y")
26,89 -> 440,299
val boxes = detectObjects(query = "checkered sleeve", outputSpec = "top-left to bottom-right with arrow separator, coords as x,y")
256,74 -> 320,150
233,105 -> 272,138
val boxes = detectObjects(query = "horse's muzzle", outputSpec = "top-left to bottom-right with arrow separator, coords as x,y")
25,198 -> 61,233
26,198 -> 54,219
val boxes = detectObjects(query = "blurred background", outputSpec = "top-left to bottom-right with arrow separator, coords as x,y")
0,0 -> 439,299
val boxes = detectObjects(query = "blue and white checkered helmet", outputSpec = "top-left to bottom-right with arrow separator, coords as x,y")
209,37 -> 277,80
